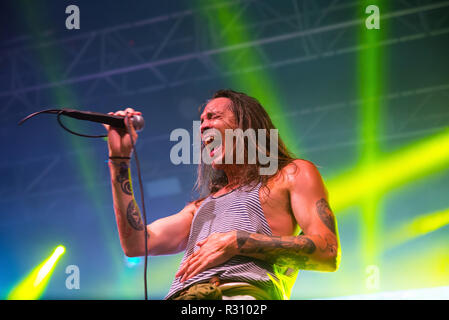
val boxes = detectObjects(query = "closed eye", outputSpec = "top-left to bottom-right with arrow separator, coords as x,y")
201,112 -> 220,124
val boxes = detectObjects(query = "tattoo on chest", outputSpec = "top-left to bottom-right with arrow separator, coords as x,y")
316,198 -> 336,234
116,162 -> 132,195
126,200 -> 144,231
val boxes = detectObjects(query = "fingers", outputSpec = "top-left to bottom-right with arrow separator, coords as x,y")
105,108 -> 141,133
176,258 -> 191,278
176,250 -> 198,277
175,234 -> 233,282
177,249 -> 216,282
102,112 -> 114,131
182,258 -> 205,281
124,107 -> 141,115
108,108 -> 141,118
178,254 -> 203,282
183,253 -> 219,282
176,249 -> 200,280
124,114 -> 137,140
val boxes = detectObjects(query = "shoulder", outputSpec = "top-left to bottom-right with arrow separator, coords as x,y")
280,159 -> 324,190
184,198 -> 205,216
280,159 -> 320,178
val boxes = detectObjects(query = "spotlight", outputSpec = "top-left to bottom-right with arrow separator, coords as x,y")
8,245 -> 66,300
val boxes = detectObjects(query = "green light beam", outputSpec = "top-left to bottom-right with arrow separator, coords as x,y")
197,0 -> 300,155
8,245 -> 65,300
357,0 -> 388,266
16,1 -> 123,272
385,208 -> 449,250
328,127 -> 449,213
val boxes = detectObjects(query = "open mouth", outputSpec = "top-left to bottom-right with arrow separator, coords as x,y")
203,135 -> 214,147
202,133 -> 222,158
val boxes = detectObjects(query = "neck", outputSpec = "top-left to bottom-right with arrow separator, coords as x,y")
222,164 -> 245,189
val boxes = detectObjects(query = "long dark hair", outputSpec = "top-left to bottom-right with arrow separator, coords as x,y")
195,89 -> 297,198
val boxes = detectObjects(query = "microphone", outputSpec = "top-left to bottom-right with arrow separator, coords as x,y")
18,108 -> 145,131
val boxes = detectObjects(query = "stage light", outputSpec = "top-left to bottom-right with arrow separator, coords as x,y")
15,0 -> 123,271
125,255 -> 143,268
327,127 -> 449,266
385,208 -> 449,250
328,127 -> 449,213
34,245 -> 65,286
7,245 -> 66,300
198,0 -> 299,154
356,0 -> 388,266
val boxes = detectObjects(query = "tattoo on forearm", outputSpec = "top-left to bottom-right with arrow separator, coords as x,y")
233,200 -> 337,271
316,198 -> 336,234
316,234 -> 338,256
116,162 -> 132,195
115,205 -> 133,239
126,200 -> 144,231
236,232 -> 318,270
236,230 -> 250,249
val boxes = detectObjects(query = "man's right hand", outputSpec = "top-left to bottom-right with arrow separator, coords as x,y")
105,107 -> 199,257
104,107 -> 142,157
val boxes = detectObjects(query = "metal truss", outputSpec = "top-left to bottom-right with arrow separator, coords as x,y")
2,82 -> 448,207
1,0 -> 449,118
1,0 -> 449,216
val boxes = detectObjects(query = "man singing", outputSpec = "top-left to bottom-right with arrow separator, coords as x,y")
105,89 -> 340,300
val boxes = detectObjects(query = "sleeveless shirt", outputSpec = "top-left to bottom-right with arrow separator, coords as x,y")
165,183 -> 298,299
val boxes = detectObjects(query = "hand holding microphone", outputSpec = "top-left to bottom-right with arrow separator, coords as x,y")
18,107 -> 145,157
17,106 -> 149,299
104,108 -> 142,158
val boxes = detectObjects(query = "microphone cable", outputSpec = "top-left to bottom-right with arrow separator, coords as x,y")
123,114 -> 149,301
57,110 -> 108,138
18,109 -> 150,300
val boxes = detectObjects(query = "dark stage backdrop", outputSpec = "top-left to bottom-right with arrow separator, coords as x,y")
0,0 -> 448,299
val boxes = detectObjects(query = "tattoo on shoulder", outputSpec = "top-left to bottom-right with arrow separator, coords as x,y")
316,198 -> 336,234
126,200 -> 144,231
116,162 -> 132,195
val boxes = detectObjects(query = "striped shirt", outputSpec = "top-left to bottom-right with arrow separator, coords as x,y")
165,183 -> 297,299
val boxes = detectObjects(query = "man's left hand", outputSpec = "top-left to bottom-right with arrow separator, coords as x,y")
175,231 -> 238,282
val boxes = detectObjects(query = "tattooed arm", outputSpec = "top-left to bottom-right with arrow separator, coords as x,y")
235,229 -> 337,272
106,108 -> 197,257
235,161 -> 340,272
109,159 -> 144,256
109,160 -> 198,257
